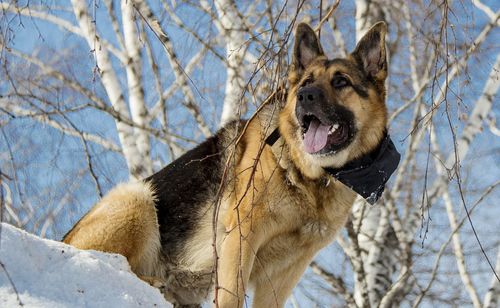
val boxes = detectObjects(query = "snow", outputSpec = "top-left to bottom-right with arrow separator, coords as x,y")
0,223 -> 172,308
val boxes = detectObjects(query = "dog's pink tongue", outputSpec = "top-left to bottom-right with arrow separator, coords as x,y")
303,119 -> 330,153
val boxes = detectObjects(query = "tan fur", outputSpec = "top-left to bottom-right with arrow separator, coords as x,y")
178,204 -> 226,272
64,22 -> 389,308
63,182 -> 163,277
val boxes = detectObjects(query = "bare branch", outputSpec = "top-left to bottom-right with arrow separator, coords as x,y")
0,3 -> 127,63
310,261 -> 357,307
131,0 -> 212,137
1,101 -> 121,152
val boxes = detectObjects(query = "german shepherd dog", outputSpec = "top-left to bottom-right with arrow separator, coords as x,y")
64,22 -> 394,307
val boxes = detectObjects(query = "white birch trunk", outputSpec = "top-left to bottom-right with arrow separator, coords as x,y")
121,0 -> 153,175
483,251 -> 500,308
429,52 -> 500,201
352,1 -> 392,306
214,0 -> 248,127
71,0 -> 146,179
429,125 -> 482,308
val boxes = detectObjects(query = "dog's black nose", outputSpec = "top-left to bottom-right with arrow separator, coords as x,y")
297,86 -> 324,104
296,86 -> 329,127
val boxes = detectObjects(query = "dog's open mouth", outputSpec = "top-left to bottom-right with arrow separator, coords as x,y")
301,114 -> 352,154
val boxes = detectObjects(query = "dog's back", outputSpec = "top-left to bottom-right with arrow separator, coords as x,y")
63,120 -> 245,306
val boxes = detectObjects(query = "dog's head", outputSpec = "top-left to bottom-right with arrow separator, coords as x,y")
279,22 -> 389,179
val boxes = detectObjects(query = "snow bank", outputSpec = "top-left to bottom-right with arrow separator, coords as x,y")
0,223 -> 172,308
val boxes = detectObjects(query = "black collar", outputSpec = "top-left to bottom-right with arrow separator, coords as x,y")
265,129 -> 401,205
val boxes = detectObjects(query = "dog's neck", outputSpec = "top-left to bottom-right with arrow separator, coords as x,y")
323,133 -> 400,204
265,129 -> 400,204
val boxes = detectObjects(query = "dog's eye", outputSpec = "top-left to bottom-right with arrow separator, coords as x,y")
301,76 -> 314,87
331,75 -> 350,89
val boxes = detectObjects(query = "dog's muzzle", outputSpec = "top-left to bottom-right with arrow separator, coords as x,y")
295,86 -> 355,155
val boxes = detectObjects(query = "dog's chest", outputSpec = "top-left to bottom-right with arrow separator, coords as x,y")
253,180 -> 355,274
299,219 -> 335,239
250,214 -> 339,283
286,178 -> 356,233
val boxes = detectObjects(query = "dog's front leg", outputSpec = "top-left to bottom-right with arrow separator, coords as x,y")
215,220 -> 263,308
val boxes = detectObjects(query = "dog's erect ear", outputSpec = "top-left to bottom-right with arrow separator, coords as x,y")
292,23 -> 324,76
352,22 -> 388,82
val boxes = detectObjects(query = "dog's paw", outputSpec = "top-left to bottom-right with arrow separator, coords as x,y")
139,275 -> 167,289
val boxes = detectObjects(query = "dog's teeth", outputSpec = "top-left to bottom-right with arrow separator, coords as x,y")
328,123 -> 340,135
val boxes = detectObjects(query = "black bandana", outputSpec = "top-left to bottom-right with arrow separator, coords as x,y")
266,130 -> 401,205
324,133 -> 400,204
